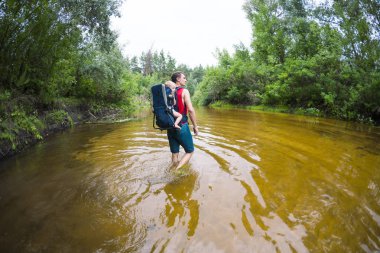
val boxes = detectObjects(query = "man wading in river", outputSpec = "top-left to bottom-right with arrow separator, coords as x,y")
167,72 -> 199,170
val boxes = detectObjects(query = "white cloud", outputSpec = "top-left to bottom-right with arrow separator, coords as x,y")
111,0 -> 252,67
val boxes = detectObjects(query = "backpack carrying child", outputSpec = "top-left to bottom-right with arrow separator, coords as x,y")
151,83 -> 182,130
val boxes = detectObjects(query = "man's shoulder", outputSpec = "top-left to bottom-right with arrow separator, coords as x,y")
177,87 -> 189,94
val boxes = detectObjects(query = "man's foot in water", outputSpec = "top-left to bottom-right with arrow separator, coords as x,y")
170,161 -> 179,170
174,168 -> 188,177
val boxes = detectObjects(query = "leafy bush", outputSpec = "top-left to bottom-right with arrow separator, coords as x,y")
45,110 -> 73,127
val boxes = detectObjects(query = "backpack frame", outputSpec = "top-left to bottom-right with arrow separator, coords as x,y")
151,83 -> 176,130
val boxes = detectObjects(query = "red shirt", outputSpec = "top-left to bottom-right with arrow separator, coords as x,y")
176,87 -> 187,115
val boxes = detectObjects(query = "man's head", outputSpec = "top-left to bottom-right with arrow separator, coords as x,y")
171,72 -> 187,86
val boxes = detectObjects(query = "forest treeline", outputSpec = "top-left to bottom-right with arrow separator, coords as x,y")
194,0 -> 380,123
1,0 -> 379,158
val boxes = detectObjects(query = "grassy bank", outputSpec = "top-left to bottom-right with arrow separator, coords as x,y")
0,97 -> 139,160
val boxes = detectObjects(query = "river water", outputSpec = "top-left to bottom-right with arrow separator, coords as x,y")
0,108 -> 379,253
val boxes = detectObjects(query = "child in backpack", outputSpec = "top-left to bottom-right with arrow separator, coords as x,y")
165,81 -> 182,129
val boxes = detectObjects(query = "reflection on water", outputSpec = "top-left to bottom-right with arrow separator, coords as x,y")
0,107 -> 380,252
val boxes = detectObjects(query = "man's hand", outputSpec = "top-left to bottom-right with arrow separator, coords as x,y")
193,126 -> 199,136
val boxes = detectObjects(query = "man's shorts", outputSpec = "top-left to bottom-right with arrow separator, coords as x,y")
167,123 -> 194,153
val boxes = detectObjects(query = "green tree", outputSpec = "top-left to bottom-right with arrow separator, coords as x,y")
135,49 -> 177,79
244,0 -> 289,65
0,0 -> 122,101
75,44 -> 126,102
129,56 -> 142,74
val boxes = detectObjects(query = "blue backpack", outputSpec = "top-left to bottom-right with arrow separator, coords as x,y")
151,84 -> 176,130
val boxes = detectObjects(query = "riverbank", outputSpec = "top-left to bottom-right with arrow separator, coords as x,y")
0,101 -> 136,160
209,101 -> 379,125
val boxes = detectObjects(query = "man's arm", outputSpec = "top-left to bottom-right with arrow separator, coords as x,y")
183,89 -> 199,135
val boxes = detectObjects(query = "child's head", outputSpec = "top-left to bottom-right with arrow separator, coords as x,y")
165,81 -> 176,90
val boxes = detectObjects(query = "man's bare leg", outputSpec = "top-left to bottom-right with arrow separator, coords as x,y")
175,152 -> 193,170
172,153 -> 179,165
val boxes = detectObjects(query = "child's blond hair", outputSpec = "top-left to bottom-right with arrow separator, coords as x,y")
165,80 -> 176,89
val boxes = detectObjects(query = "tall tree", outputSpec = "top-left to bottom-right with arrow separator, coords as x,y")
0,0 -> 121,98
316,0 -> 380,69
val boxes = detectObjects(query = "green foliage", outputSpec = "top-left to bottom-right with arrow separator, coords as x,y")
58,0 -> 121,51
261,81 -> 287,105
0,108 -> 43,150
193,66 -> 228,105
185,65 -> 205,96
127,50 -> 205,97
10,110 -> 43,139
194,47 -> 266,106
294,107 -> 321,117
343,71 -> 380,122
45,110 -> 73,127
0,89 -> 44,149
226,86 -> 242,104
0,0 -> 121,98
197,0 -> 380,124
75,45 -> 126,103
129,49 -> 177,78
121,71 -> 161,109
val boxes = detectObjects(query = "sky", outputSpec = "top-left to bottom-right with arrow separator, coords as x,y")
111,0 -> 252,67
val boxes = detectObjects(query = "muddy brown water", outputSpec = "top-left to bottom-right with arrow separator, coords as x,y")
0,108 -> 379,252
